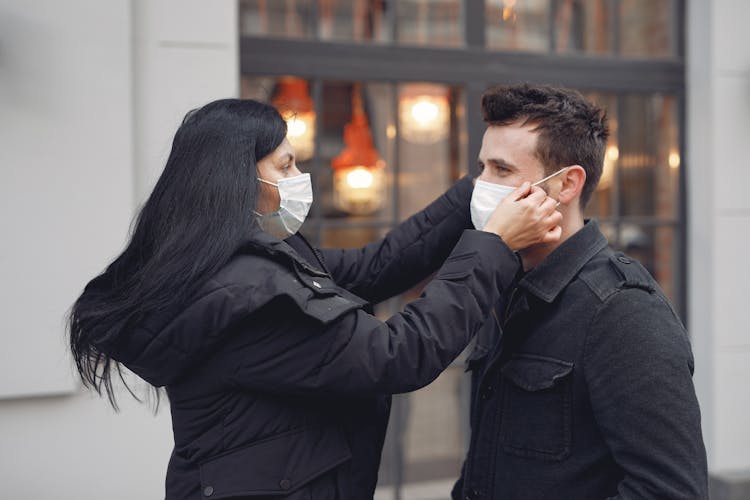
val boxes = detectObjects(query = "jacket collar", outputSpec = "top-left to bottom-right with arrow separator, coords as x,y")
240,230 -> 328,278
518,220 -> 608,304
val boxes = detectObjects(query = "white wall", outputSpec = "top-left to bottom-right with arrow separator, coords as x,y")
133,0 -> 239,203
0,1 -> 238,498
688,0 -> 750,474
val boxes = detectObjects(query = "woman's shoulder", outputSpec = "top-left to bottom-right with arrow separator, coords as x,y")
211,250 -> 295,292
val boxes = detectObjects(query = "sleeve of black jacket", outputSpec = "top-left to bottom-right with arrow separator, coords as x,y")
319,175 -> 473,304
585,288 -> 709,500
225,230 -> 517,395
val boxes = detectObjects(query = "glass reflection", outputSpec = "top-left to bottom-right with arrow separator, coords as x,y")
486,0 -> 550,52
397,0 -> 464,48
620,0 -> 676,58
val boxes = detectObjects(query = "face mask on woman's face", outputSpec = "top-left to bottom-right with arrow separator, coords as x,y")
254,173 -> 313,239
470,167 -> 567,230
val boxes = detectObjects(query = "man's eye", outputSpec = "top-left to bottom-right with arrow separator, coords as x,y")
495,165 -> 510,173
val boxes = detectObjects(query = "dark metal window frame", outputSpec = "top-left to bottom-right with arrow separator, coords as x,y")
240,0 -> 688,315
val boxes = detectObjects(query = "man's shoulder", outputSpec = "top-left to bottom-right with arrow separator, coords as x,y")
577,248 -> 661,304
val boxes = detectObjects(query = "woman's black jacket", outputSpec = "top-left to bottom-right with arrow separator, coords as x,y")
96,177 -> 521,499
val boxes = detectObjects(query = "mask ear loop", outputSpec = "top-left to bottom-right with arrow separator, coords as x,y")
532,166 -> 569,187
257,177 -> 279,187
532,167 -> 569,207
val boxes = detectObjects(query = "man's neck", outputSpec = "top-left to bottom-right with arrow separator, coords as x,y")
519,215 -> 585,271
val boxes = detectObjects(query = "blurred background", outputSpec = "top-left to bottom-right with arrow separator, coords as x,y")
0,1 -> 747,498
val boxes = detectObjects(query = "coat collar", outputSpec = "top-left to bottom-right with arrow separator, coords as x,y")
240,230 -> 329,278
518,220 -> 608,304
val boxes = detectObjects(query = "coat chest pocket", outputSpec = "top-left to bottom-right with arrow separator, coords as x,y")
198,426 -> 351,498
499,354 -> 574,462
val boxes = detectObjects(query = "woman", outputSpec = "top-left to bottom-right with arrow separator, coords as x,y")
69,99 -> 560,499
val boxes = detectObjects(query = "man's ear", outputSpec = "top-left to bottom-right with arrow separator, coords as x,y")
557,165 -> 586,205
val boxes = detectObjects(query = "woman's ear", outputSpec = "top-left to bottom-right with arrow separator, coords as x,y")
557,165 -> 587,205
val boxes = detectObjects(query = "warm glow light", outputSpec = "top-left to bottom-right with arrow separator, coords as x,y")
598,144 -> 619,190
286,117 -> 308,137
411,100 -> 440,125
331,84 -> 386,215
282,111 -> 315,161
346,167 -> 374,189
273,78 -> 316,161
502,0 -> 517,22
386,124 -> 396,139
607,145 -> 620,162
669,151 -> 681,169
399,84 -> 450,144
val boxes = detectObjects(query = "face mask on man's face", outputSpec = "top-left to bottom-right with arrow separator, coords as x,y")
470,167 -> 568,230
254,173 -> 313,239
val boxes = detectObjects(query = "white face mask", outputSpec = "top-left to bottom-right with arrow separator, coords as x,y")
254,173 -> 313,239
470,168 -> 567,230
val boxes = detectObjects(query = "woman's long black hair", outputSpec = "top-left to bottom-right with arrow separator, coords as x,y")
68,99 -> 287,409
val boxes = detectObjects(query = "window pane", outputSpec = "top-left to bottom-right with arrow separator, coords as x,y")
612,224 -> 679,304
401,366 -> 468,483
397,0 -> 464,48
584,92 -> 618,220
318,81 -> 396,223
486,0 -> 550,52
318,0 -> 391,43
553,0 -> 614,55
619,0 -> 677,58
619,94 -> 680,218
397,83 -> 463,219
239,0 -> 316,39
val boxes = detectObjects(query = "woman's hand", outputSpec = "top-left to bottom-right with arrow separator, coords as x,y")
482,182 -> 562,251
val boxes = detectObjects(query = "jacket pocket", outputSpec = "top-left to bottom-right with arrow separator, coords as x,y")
198,426 -> 351,498
499,354 -> 574,461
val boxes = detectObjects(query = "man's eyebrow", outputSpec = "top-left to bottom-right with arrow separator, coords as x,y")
483,158 -> 518,171
278,153 -> 293,164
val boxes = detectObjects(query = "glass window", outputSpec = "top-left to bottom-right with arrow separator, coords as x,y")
318,0 -> 391,43
397,83 -> 466,218
239,4 -> 685,496
618,94 -> 680,218
396,0 -> 464,48
585,91 -> 681,306
239,0 -> 316,40
486,0 -> 550,52
553,0 -> 614,55
486,0 -> 678,58
584,92 -> 619,218
619,0 -> 677,58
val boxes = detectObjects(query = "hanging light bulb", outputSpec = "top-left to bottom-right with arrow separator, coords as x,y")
399,83 -> 450,144
272,77 -> 315,162
331,83 -> 386,215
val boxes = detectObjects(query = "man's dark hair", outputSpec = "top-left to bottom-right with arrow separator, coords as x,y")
481,83 -> 609,207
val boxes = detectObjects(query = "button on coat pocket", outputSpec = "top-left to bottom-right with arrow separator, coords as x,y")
499,354 -> 574,461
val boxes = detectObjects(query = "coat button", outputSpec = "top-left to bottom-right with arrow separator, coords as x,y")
203,486 -> 214,497
617,255 -> 631,264
465,489 -> 480,500
279,479 -> 292,490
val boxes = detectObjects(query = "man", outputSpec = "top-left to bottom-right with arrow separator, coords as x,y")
452,84 -> 708,499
